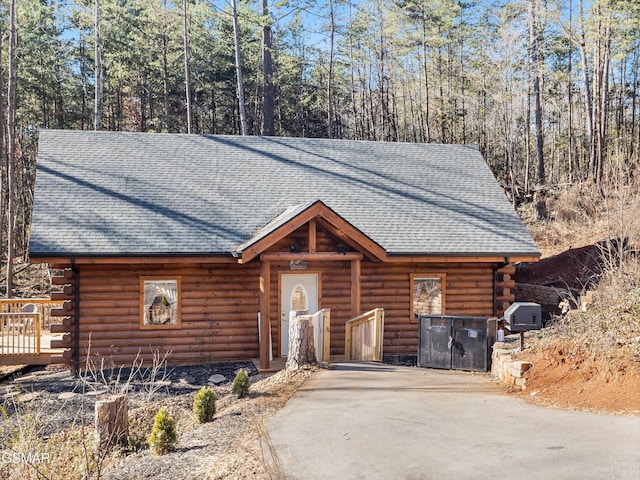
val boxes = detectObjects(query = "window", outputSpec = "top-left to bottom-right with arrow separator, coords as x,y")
290,284 -> 309,312
140,277 -> 181,329
410,274 -> 445,322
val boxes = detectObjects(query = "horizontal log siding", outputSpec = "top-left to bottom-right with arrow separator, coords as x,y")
77,263 -> 260,366
71,219 -> 500,365
361,262 -> 497,356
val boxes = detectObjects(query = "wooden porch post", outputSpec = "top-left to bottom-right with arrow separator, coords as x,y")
350,258 -> 361,318
259,260 -> 271,371
308,218 -> 317,253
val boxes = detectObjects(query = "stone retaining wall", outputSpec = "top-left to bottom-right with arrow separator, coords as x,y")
491,342 -> 532,390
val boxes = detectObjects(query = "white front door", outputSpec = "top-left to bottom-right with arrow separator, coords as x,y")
281,273 -> 318,356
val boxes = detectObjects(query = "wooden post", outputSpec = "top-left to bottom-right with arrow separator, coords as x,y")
373,308 -> 384,362
259,260 -> 271,371
95,394 -> 128,449
308,219 -> 317,253
322,309 -> 331,362
351,258 -> 361,318
35,313 -> 41,354
286,314 -> 315,371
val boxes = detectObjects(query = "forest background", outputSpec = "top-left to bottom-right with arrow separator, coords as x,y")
0,0 -> 639,292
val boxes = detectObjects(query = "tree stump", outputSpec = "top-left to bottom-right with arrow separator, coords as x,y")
286,315 -> 316,371
95,394 -> 128,449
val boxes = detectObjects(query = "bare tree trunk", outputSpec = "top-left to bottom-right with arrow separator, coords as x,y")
262,0 -> 275,136
459,39 -> 467,144
6,0 -> 16,298
94,0 -> 102,131
529,0 -> 545,185
327,0 -> 335,138
592,9 -> 602,182
588,1 -> 612,186
567,0 -> 574,182
79,40 -> 88,129
578,0 -> 594,177
162,0 -> 170,131
232,0 -> 248,136
422,11 -> 431,143
597,21 -> 611,184
0,33 -> 4,265
437,33 -> 445,142
525,85 -> 531,192
348,4 -> 358,138
631,44 -> 639,163
183,0 -> 193,134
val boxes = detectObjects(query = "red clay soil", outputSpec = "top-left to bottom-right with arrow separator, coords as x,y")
514,244 -> 604,290
516,343 -> 640,414
512,242 -> 640,415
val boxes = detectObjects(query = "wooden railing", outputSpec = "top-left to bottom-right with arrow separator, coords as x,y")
0,299 -> 63,331
0,313 -> 42,355
311,309 -> 331,363
345,308 -> 384,361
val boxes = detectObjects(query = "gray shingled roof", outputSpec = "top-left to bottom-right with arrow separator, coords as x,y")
30,130 -> 540,258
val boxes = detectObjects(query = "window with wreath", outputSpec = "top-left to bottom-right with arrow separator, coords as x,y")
140,277 -> 181,329
410,274 -> 445,322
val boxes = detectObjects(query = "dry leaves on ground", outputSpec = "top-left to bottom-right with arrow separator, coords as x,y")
102,367 -> 314,480
1,363 -> 314,480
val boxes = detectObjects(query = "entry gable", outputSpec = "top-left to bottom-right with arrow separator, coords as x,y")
233,200 -> 386,263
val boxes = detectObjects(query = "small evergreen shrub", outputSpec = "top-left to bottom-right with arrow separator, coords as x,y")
148,407 -> 177,455
126,418 -> 148,453
231,369 -> 250,398
193,386 -> 217,423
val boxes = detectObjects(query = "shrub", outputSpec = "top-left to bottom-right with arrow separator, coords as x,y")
231,369 -> 250,398
193,386 -> 217,423
148,407 -> 177,455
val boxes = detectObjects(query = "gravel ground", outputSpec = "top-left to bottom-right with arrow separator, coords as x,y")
1,361 -> 313,480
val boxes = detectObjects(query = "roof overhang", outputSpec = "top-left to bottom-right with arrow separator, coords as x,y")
233,200 -> 388,264
383,253 -> 541,263
28,254 -> 239,268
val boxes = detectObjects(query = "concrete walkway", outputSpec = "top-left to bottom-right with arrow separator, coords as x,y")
266,362 -> 640,480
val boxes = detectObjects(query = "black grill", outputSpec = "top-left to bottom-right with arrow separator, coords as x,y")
503,302 -> 542,333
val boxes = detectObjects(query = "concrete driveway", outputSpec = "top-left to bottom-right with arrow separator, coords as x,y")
266,362 -> 640,480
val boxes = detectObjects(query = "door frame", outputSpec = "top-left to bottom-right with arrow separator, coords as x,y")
278,271 -> 322,357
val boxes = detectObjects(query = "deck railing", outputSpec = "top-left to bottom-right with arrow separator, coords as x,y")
0,313 -> 42,355
345,308 -> 384,361
0,299 -> 63,330
311,309 -> 331,363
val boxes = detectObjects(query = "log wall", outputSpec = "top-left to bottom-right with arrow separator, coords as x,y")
361,261 -> 496,356
49,226 -> 501,367
268,259 -> 496,358
73,263 -> 261,366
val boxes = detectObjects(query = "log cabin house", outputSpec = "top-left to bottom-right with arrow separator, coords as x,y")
29,131 -> 540,371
